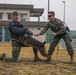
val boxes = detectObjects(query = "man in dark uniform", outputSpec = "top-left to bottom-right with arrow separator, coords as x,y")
0,11 -> 47,62
35,11 -> 74,63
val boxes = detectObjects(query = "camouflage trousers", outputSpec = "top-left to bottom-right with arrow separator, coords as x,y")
48,34 -> 74,56
5,36 -> 47,62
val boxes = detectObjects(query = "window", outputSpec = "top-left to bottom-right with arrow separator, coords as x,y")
8,13 -> 12,20
20,14 -> 26,21
0,27 -> 2,42
0,13 -> 2,19
5,28 -> 11,42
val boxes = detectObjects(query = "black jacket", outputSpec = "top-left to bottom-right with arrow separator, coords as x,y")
9,20 -> 29,40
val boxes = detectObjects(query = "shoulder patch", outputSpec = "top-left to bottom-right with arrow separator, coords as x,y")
56,18 -> 62,23
58,20 -> 62,23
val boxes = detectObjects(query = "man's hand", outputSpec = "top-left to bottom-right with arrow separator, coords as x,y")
27,30 -> 33,36
34,34 -> 40,37
52,32 -> 57,36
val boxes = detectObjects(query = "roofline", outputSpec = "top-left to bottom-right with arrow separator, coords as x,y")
30,8 -> 44,16
0,21 -> 47,27
0,3 -> 44,16
0,3 -> 33,10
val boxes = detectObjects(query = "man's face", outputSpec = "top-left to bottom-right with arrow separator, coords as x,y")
12,14 -> 18,22
48,13 -> 55,21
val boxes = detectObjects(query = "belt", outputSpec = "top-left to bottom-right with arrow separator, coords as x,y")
11,38 -> 19,42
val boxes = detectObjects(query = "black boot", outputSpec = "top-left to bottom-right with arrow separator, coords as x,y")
0,53 -> 6,60
44,55 -> 56,65
34,57 -> 42,62
45,55 -> 52,63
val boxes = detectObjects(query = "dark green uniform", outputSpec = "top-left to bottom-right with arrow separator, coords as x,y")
39,18 -> 74,56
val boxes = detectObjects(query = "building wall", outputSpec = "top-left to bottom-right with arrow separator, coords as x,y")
0,6 -> 45,42
0,9 -> 30,21
0,26 -> 46,42
0,9 -> 31,42
28,27 -> 45,42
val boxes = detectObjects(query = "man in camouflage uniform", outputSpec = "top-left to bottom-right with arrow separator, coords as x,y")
35,11 -> 74,63
0,11 -> 47,62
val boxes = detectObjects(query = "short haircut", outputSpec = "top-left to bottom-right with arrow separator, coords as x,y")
12,11 -> 18,16
48,11 -> 55,16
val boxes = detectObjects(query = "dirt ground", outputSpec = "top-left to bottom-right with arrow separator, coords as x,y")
0,43 -> 76,75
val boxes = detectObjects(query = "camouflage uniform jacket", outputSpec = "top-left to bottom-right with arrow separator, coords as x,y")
39,18 -> 67,36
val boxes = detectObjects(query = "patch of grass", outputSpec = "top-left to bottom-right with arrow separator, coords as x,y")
67,71 -> 73,75
0,43 -> 76,75
27,72 -> 32,75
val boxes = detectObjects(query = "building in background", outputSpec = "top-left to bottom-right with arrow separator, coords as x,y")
0,3 -> 76,50
60,30 -> 76,50
0,3 -> 47,42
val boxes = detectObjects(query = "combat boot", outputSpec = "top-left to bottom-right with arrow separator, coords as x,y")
0,53 -> 6,60
34,57 -> 42,62
45,55 -> 52,62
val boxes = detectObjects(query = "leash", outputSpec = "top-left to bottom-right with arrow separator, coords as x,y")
56,44 -> 69,64
56,44 -> 60,61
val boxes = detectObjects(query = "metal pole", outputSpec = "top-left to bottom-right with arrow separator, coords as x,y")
46,0 -> 50,42
47,0 -> 50,21
48,0 -> 50,12
62,1 -> 66,22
